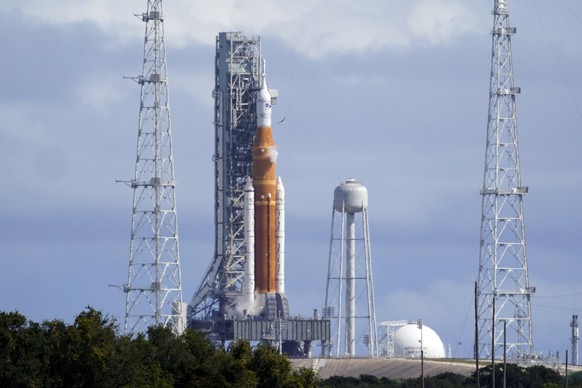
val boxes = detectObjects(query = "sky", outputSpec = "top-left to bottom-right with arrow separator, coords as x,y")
1,0 -> 582,360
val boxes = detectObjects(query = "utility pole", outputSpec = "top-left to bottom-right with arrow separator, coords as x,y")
571,315 -> 579,365
418,319 -> 424,388
492,298 -> 495,388
566,350 -> 569,388
476,0 -> 534,359
475,281 -> 481,388
123,0 -> 185,335
503,320 -> 507,388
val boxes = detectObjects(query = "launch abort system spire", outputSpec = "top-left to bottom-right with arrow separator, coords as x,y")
476,0 -> 534,358
122,0 -> 185,335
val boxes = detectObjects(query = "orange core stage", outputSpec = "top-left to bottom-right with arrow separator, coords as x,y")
252,125 -> 278,293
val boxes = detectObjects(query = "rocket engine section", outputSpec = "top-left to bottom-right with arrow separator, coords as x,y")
242,65 -> 288,320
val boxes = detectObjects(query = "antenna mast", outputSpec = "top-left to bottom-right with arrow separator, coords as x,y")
123,0 -> 185,335
476,0 -> 534,358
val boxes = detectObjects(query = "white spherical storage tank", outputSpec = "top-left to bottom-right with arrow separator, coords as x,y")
393,323 -> 446,359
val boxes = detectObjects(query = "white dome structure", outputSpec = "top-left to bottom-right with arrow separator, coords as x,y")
393,323 -> 446,359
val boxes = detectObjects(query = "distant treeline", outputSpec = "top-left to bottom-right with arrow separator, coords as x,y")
321,366 -> 579,387
0,308 -> 579,387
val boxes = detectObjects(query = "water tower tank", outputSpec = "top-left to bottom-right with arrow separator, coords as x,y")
333,179 -> 368,213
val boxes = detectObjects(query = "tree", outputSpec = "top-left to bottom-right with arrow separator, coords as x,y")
0,311 -> 47,386
320,375 -> 360,387
70,307 -> 118,386
222,339 -> 257,386
249,343 -> 319,387
525,365 -> 561,387
250,343 -> 294,387
109,333 -> 173,387
474,363 -> 562,388
567,370 -> 582,387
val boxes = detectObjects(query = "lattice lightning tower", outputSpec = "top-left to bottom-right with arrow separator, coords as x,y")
477,0 -> 534,358
123,0 -> 185,335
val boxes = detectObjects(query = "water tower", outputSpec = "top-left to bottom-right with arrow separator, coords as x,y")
323,179 -> 377,357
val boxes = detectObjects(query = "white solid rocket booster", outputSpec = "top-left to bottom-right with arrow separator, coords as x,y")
243,177 -> 255,303
276,176 -> 285,293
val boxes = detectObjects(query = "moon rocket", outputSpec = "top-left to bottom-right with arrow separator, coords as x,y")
243,65 -> 288,319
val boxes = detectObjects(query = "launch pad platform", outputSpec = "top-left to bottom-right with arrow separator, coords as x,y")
191,316 -> 330,358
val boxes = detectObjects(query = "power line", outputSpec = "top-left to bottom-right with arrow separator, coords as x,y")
531,0 -> 582,123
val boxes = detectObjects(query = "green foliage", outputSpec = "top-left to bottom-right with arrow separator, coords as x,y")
0,311 -> 45,386
567,370 -> 582,387
320,364 -> 564,387
249,343 -> 293,387
248,342 -> 319,387
0,309 -> 568,388
320,375 -> 363,387
473,363 -> 562,388
526,364 -> 561,387
0,308 -> 319,388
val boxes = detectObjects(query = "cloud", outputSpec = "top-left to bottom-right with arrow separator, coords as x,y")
0,102 -> 62,190
76,75 -> 131,112
408,0 -> 478,45
4,1 -> 483,58
170,71 -> 214,109
0,102 -> 44,143
2,1 -> 140,44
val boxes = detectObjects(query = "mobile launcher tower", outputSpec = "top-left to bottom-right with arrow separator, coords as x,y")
188,32 -> 329,356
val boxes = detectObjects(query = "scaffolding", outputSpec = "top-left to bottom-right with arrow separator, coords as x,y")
189,32 -> 262,321
378,320 -> 408,358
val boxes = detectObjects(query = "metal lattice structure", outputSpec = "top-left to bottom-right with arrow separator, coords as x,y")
323,179 -> 378,358
123,0 -> 185,335
189,32 -> 262,320
377,320 -> 408,358
476,0 -> 534,358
